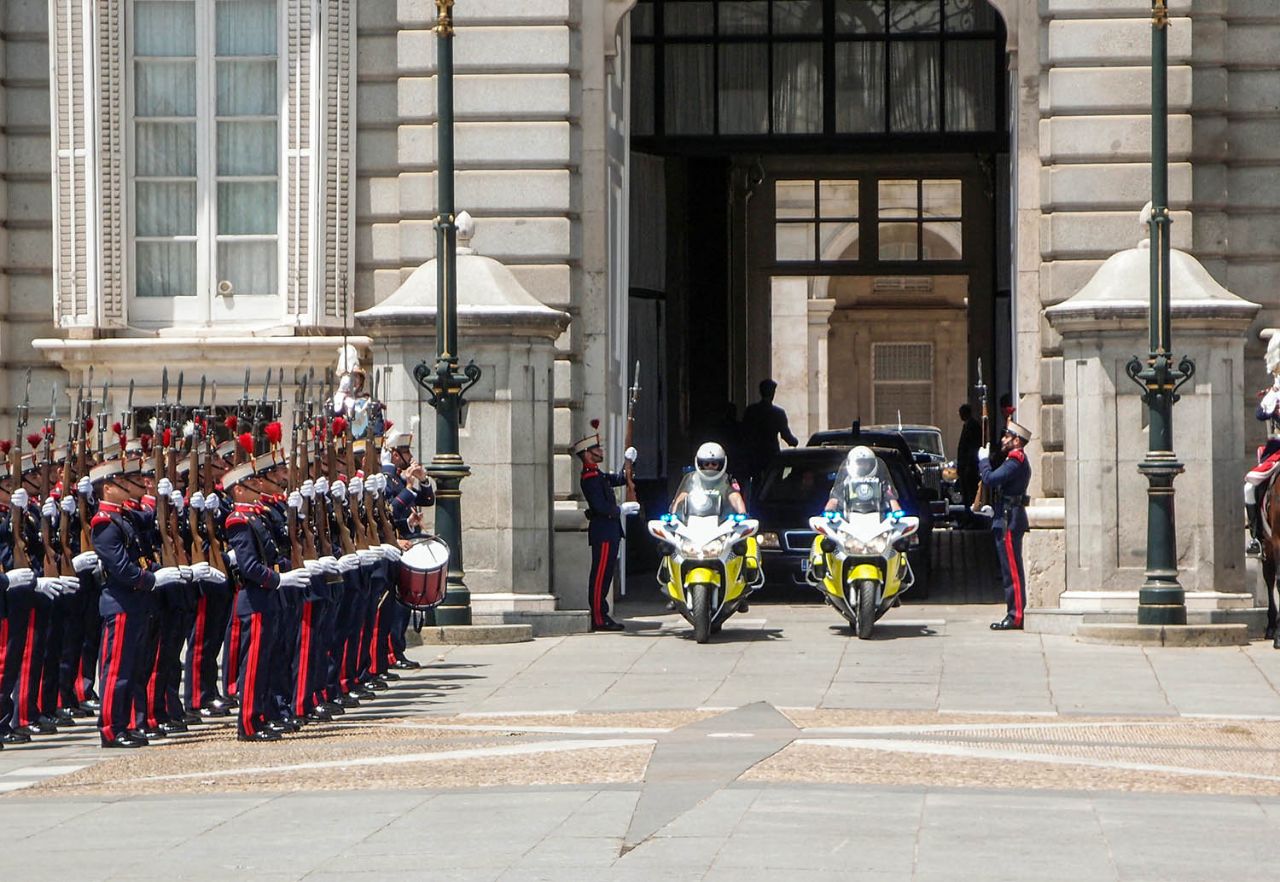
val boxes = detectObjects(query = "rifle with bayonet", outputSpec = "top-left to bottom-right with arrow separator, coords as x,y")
202,381 -> 227,574
624,360 -> 641,511
154,370 -> 178,568
236,369 -> 251,464
326,383 -> 356,556
169,372 -> 189,566
57,383 -> 80,576
9,370 -> 32,568
40,385 -> 58,578
296,375 -> 318,561
187,377 -> 207,567
971,358 -> 990,515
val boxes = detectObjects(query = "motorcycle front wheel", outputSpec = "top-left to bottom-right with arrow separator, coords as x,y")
689,583 -> 711,643
856,579 -> 878,639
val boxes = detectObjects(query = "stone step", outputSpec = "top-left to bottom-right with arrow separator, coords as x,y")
420,624 -> 533,645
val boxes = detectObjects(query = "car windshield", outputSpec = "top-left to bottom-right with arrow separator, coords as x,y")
901,430 -> 944,457
755,453 -> 845,505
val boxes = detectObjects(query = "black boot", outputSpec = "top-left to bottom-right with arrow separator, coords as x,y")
1247,502 -> 1263,555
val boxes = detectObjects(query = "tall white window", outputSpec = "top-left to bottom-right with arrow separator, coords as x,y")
130,0 -> 282,325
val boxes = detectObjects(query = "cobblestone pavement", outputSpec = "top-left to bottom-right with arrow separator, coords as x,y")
4,602 -> 1280,880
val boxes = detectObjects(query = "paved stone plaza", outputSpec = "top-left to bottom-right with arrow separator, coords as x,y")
4,599 -> 1280,880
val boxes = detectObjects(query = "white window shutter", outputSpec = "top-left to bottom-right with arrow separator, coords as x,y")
96,0 -> 127,327
286,0 -> 315,320
313,0 -> 353,328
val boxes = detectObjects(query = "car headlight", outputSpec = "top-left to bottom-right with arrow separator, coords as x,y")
941,466 -> 958,482
758,531 -> 780,549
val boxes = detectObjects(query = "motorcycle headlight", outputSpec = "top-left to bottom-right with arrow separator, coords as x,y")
680,538 -> 726,558
844,536 -> 888,556
758,531 -> 780,549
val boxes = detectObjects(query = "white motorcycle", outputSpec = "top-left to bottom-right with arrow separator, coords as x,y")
648,512 -> 761,643
806,508 -> 919,638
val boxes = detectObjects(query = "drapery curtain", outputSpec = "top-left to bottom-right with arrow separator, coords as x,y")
718,44 -> 767,134
773,43 -> 822,134
665,44 -> 714,134
132,0 -> 279,301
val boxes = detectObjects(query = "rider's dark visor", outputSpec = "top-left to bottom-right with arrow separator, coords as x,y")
697,457 -> 725,471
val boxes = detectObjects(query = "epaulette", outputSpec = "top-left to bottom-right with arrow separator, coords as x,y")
225,514 -> 249,528
1008,448 -> 1027,463
91,512 -> 113,528
581,468 -> 600,479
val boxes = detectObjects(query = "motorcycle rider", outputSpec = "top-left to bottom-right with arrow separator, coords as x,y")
823,446 -> 902,516
666,443 -> 759,608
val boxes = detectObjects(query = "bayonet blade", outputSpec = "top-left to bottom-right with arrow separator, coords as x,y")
160,367 -> 170,406
198,376 -> 207,410
50,384 -> 58,421
176,371 -> 184,407
125,378 -> 135,431
261,367 -> 272,404
241,369 -> 251,405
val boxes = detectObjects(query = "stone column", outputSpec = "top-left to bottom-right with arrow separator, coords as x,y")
358,219 -> 585,636
1035,226 -> 1262,635
807,298 -> 836,439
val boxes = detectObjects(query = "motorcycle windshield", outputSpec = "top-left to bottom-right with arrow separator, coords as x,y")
674,473 -> 730,519
836,475 -> 884,516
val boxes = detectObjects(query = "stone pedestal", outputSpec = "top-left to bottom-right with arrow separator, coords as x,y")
358,222 -> 584,636
1029,233 -> 1264,636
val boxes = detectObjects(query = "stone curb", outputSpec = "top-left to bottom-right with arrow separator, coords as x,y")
1075,623 -> 1249,647
420,624 -> 534,645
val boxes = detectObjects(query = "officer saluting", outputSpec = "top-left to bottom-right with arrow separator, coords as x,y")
978,418 -> 1032,631
573,421 -> 638,633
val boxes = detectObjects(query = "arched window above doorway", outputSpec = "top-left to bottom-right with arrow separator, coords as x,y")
631,0 -> 1004,144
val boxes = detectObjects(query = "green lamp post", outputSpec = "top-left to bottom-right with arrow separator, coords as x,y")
413,0 -> 482,625
1126,0 -> 1195,626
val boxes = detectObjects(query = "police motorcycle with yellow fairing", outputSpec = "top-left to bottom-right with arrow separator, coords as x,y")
806,446 -> 919,638
649,443 -> 763,643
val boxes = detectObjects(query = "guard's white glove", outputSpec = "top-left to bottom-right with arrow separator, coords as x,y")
977,445 -> 990,463
72,551 -> 100,574
153,566 -> 185,588
225,549 -> 237,567
624,446 -> 638,463
36,577 -> 61,599
156,477 -> 173,498
301,479 -> 315,500
60,494 -> 77,514
380,543 -> 403,562
349,476 -> 364,497
357,547 -> 381,566
191,561 -> 214,582
319,556 -> 340,575
189,491 -> 205,512
170,491 -> 185,514
288,491 -> 303,510
76,475 -> 93,499
337,553 -> 360,573
41,497 -> 57,520
303,559 -> 322,576
59,577 -> 80,595
10,488 -> 28,511
620,501 -> 641,516
314,476 -> 329,497
1264,390 -> 1279,415
331,480 -> 346,500
5,567 -> 35,590
204,493 -> 221,517
203,565 -> 228,585
177,565 -> 194,582
278,568 -> 310,591
380,449 -> 392,467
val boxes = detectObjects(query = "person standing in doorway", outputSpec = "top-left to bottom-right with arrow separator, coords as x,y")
573,422 -> 639,633
956,404 -> 982,518
741,379 -> 799,497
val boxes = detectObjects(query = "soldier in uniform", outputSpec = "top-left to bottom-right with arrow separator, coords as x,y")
978,419 -> 1033,631
1245,335 -> 1280,555
573,423 -> 638,632
381,424 -> 431,669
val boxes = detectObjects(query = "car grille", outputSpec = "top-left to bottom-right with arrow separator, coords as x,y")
783,530 -> 817,552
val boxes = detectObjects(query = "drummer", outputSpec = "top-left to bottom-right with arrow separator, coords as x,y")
381,423 -> 433,670
383,422 -> 434,542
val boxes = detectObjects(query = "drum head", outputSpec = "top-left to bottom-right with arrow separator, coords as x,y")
402,537 -> 449,570
397,536 -> 450,611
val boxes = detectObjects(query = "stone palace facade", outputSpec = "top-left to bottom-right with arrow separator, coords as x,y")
0,0 -> 1276,629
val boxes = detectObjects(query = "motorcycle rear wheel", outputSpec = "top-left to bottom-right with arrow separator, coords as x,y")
690,583 -> 711,644
856,579 -> 877,639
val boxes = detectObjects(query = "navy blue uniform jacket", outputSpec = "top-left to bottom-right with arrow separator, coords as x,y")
581,466 -> 626,544
978,447 -> 1031,532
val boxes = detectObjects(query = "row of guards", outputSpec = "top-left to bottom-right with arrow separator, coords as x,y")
0,346 -> 448,748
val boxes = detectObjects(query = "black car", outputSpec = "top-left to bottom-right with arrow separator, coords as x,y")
752,445 -> 932,598
808,424 -> 949,521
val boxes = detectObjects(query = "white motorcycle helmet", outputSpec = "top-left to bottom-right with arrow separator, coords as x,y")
695,442 -> 727,481
846,445 -> 877,479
